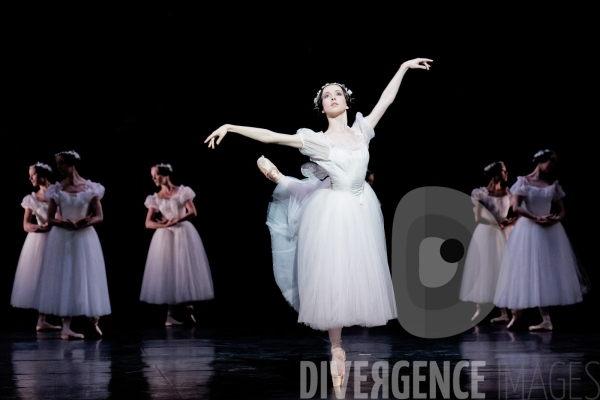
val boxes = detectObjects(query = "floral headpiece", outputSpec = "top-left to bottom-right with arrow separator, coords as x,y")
55,150 -> 81,159
313,83 -> 354,111
156,163 -> 172,171
483,161 -> 503,173
31,162 -> 52,172
532,149 -> 552,162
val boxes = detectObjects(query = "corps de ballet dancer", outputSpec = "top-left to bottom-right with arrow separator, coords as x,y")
10,162 -> 61,331
33,150 -> 111,339
204,57 -> 432,386
459,161 -> 516,323
494,149 -> 590,330
140,163 -> 214,326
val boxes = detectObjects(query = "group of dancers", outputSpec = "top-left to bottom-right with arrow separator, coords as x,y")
11,152 -> 214,339
459,153 -> 588,331
11,57 -> 589,387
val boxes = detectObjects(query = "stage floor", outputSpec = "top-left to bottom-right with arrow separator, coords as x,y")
1,321 -> 599,399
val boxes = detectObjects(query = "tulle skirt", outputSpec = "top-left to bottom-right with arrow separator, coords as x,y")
35,226 -> 111,317
11,232 -> 48,309
267,172 -> 397,331
459,224 -> 507,303
494,219 -> 585,309
140,221 -> 214,304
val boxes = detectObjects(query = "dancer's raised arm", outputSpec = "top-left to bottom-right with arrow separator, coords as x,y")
364,58 -> 432,129
205,124 -> 302,149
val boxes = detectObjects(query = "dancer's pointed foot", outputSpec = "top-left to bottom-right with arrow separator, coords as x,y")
165,315 -> 184,327
507,316 -> 519,330
471,309 -> 481,322
186,305 -> 196,324
257,156 -> 283,183
91,317 -> 102,337
36,321 -> 61,331
61,328 -> 84,340
490,315 -> 510,323
330,347 -> 346,387
529,321 -> 553,331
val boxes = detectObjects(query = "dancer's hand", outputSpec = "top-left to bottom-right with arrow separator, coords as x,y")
165,217 -> 180,227
75,214 -> 92,228
61,219 -> 78,231
205,125 -> 229,149
402,58 -> 433,70
34,224 -> 50,233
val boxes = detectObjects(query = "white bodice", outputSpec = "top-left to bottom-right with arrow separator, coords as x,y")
297,112 -> 373,199
511,176 -> 565,216
21,193 -> 50,225
45,181 -> 105,221
471,187 -> 512,222
144,186 -> 196,220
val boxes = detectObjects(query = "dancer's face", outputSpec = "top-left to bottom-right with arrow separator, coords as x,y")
321,85 -> 347,116
498,163 -> 508,182
55,155 -> 71,176
29,166 -> 41,187
539,153 -> 557,174
150,167 -> 167,186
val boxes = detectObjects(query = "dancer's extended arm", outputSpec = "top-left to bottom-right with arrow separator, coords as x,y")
364,58 -> 432,129
205,125 -> 302,149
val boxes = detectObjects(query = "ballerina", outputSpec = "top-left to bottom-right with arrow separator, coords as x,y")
140,163 -> 214,326
459,161 -> 516,323
205,57 -> 432,386
494,149 -> 588,330
11,162 -> 61,331
34,150 -> 111,339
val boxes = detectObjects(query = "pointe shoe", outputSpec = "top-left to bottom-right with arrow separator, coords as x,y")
61,328 -> 84,340
507,316 -> 519,330
36,321 -> 62,331
257,156 -> 283,183
92,317 -> 102,337
490,315 -> 510,324
529,321 -> 553,331
330,347 -> 346,387
471,309 -> 481,322
165,315 -> 184,327
187,305 -> 196,324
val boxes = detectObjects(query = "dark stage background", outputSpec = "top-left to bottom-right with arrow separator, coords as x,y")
2,7 -> 597,333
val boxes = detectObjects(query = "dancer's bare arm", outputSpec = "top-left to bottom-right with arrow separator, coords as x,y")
205,125 -> 302,149
364,58 -> 433,129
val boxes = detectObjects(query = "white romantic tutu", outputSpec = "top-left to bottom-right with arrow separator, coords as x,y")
459,188 -> 512,304
494,218 -> 585,308
266,112 -> 397,331
140,185 -> 214,304
12,193 -> 51,310
140,221 -> 214,304
11,232 -> 48,309
494,177 -> 588,309
34,181 -> 111,317
35,226 -> 111,316
459,224 -> 507,303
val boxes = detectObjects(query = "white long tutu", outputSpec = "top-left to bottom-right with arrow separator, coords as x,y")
494,218 -> 584,308
11,232 -> 48,309
35,226 -> 111,316
140,221 -> 214,304
459,224 -> 507,303
459,188 -> 512,304
494,177 -> 587,309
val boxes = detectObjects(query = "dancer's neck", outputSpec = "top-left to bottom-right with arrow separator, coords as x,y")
325,111 -> 349,134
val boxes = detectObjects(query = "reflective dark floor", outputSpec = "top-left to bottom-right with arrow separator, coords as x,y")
1,320 -> 599,399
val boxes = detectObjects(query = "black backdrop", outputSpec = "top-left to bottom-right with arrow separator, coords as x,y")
3,6 -> 597,331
